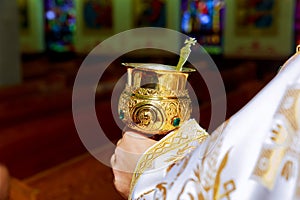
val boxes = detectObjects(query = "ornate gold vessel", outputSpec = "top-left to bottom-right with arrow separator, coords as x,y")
118,37 -> 197,135
118,63 -> 195,135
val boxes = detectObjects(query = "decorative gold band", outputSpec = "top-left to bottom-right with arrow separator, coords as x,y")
118,85 -> 192,135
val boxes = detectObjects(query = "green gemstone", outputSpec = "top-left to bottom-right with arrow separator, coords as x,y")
172,117 -> 180,127
119,110 -> 124,120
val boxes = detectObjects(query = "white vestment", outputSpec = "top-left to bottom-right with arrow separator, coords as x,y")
130,51 -> 300,200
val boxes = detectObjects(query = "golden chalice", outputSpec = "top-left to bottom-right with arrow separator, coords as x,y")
118,38 -> 196,136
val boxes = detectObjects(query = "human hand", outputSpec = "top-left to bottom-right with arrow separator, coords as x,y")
111,131 -> 157,198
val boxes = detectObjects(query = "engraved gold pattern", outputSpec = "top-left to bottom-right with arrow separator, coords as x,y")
132,86 -> 189,99
119,58 -> 195,135
119,81 -> 192,134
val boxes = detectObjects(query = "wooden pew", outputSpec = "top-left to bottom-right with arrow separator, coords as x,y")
0,97 -> 121,179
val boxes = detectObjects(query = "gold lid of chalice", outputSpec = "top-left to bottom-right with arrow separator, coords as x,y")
118,38 -> 197,135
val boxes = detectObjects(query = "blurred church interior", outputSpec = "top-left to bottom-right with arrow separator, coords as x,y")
0,0 -> 299,199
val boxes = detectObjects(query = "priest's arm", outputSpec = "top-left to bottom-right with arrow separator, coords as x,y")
112,51 -> 300,200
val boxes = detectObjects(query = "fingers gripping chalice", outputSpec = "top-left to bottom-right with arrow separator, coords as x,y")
118,38 -> 196,138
